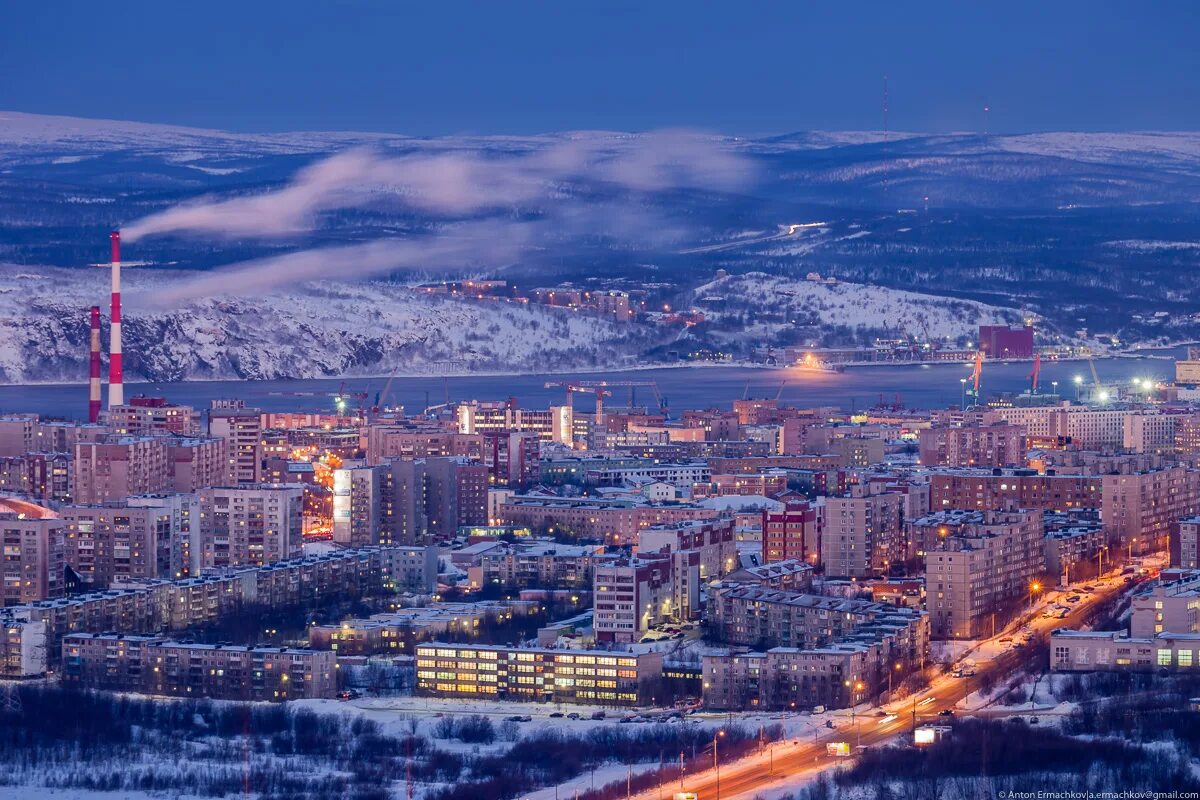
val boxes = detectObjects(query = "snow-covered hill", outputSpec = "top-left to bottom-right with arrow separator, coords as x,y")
0,267 -> 657,383
693,272 -> 1025,344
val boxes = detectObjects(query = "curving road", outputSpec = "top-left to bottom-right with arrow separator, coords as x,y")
636,567 -> 1148,800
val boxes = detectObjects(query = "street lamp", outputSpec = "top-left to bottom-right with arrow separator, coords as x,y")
1028,581 -> 1042,610
713,730 -> 726,800
1074,374 -> 1083,401
1098,545 -> 1108,576
1051,380 -> 1058,398
960,378 -> 968,409
1128,538 -> 1137,563
888,662 -> 902,698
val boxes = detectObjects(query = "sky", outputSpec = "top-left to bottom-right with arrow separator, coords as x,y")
2,1 -> 1198,136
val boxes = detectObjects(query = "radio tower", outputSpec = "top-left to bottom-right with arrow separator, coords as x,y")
108,231 -> 123,408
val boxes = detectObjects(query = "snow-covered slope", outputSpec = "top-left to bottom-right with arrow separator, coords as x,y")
694,272 -> 1024,342
0,266 -> 657,383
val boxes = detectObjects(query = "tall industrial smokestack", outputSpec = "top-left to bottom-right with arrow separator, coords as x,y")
88,306 -> 101,423
108,230 -> 123,408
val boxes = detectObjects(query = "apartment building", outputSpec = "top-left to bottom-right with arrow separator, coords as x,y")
1123,411 -> 1178,454
0,452 -> 72,504
586,462 -> 711,490
0,618 -> 46,678
499,496 -> 718,545
917,423 -> 1025,468
706,584 -> 929,656
207,406 -> 263,484
594,552 -> 698,643
1043,518 -> 1106,580
6,546 -> 412,667
637,517 -> 737,580
455,401 -> 573,446
762,497 -> 823,565
366,425 -> 484,465
466,540 -> 606,590
414,642 -> 663,706
73,436 -> 171,504
106,397 -> 201,437
723,559 -> 815,591
198,485 -> 304,568
1101,466 -> 1200,555
1,509 -> 65,606
166,437 -> 228,494
928,469 -> 1101,512
924,509 -> 1044,639
60,494 -> 200,586
63,633 -> 336,701
310,600 -> 536,655
820,486 -> 905,578
333,457 -> 488,547
1128,571 -> 1200,638
1172,517 -> 1200,570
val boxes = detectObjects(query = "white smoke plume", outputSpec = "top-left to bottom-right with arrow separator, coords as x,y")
122,130 -> 754,305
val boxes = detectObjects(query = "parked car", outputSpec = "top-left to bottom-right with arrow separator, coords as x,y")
567,712 -> 581,720
591,711 -> 606,720
549,712 -> 564,718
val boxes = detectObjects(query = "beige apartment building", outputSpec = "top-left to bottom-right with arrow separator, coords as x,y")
924,508 -> 1044,639
820,485 -> 905,577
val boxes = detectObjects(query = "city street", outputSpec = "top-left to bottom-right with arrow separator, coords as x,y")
633,566 -> 1148,800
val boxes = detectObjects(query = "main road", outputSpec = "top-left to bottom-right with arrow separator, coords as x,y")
638,567 -> 1145,800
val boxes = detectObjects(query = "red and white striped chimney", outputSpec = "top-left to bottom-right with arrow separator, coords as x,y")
108,230 -> 123,408
88,306 -> 101,423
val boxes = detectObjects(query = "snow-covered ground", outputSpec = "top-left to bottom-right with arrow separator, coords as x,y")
694,271 -> 1025,342
0,266 -> 657,382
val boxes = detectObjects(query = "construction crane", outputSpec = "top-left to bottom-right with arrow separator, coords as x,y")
1028,352 -> 1041,394
775,380 -> 788,401
372,365 -> 402,414
1086,353 -> 1105,401
966,350 -> 984,407
544,381 -> 614,424
547,379 -> 667,417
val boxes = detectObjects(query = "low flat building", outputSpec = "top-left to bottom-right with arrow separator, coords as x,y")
414,641 -> 662,705
1050,629 -> 1200,672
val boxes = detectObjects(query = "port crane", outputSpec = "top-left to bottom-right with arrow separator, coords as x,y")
544,382 -> 614,424
545,380 -> 667,418
966,350 -> 984,407
1028,353 -> 1041,394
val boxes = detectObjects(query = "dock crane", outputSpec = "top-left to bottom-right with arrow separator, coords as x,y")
546,380 -> 667,418
966,350 -> 984,407
544,381 -> 614,424
1087,353 -> 1106,402
371,364 -> 402,415
1028,353 -> 1041,394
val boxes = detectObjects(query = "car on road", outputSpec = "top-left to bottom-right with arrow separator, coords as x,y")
938,709 -> 955,716
336,689 -> 361,701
